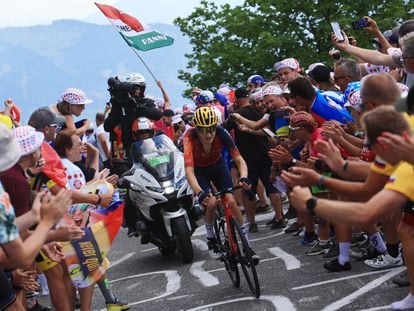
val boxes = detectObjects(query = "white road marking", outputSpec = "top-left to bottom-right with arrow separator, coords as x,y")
107,252 -> 135,270
292,267 -> 403,290
268,247 -> 301,270
321,267 -> 404,311
190,260 -> 219,287
141,247 -> 157,253
250,231 -> 284,242
357,306 -> 390,311
193,225 -> 206,237
186,295 -> 296,311
108,270 -> 181,306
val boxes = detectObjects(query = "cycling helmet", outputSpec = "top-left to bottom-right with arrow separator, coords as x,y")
247,75 -> 265,86
132,117 -> 154,140
61,88 -> 93,105
195,90 -> 215,106
193,106 -> 218,127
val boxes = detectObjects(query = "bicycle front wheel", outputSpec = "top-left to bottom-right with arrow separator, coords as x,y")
214,216 -> 240,287
230,217 -> 260,298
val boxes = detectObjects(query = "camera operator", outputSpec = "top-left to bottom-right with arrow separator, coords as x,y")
104,73 -> 162,159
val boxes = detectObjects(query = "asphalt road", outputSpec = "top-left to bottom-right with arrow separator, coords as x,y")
83,209 -> 407,311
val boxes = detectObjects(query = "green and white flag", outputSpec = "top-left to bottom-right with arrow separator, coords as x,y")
95,2 -> 174,51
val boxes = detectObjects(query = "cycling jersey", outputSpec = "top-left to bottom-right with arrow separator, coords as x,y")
183,125 -> 240,168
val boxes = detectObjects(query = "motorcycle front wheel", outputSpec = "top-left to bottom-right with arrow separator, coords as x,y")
172,216 -> 194,263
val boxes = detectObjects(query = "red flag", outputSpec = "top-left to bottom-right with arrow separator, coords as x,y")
95,3 -> 144,32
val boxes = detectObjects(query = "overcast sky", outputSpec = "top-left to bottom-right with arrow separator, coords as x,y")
0,0 -> 244,27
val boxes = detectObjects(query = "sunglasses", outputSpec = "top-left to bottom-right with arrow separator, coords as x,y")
196,126 -> 217,134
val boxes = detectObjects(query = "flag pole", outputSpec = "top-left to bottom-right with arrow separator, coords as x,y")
130,47 -> 158,82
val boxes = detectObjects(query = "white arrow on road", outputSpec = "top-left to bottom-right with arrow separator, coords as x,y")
268,247 -> 301,270
190,260 -> 220,287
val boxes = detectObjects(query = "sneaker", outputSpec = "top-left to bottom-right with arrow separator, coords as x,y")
323,243 -> 339,258
207,238 -> 222,260
392,269 -> 410,287
283,206 -> 297,219
301,231 -> 318,245
364,252 -> 403,269
256,204 -> 270,214
271,219 -> 287,229
284,221 -> 302,234
351,234 -> 368,247
266,217 -> 276,226
323,258 -> 352,272
106,297 -> 130,311
28,302 -> 52,311
306,241 -> 332,256
127,228 -> 139,238
249,223 -> 259,233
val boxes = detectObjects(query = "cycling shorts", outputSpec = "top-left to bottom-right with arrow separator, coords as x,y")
195,158 -> 233,192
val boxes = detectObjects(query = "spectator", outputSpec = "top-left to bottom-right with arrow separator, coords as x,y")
95,112 -> 111,169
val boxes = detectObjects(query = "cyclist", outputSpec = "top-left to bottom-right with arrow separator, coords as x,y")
183,107 -> 259,262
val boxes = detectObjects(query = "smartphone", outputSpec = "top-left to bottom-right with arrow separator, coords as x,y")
262,128 -> 276,138
330,22 -> 344,42
351,18 -> 368,30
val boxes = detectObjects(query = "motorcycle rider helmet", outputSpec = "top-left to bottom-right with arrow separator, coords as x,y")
193,106 -> 218,128
119,72 -> 147,95
132,117 -> 154,141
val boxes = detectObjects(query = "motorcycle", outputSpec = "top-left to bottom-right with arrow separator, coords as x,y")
118,134 -> 200,263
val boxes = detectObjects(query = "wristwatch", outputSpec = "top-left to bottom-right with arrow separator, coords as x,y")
290,158 -> 297,166
306,196 -> 318,215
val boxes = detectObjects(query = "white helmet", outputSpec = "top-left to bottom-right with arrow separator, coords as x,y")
119,73 -> 146,86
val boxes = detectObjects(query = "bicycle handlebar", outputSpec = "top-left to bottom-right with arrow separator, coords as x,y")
212,185 -> 255,201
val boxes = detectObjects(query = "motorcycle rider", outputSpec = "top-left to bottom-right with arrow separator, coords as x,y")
104,73 -> 162,160
125,117 -> 157,238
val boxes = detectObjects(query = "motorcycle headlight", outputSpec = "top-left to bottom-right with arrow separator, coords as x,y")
164,186 -> 175,194
130,182 -> 141,191
148,186 -> 163,193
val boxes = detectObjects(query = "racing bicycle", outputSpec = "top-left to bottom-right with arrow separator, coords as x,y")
212,186 -> 260,298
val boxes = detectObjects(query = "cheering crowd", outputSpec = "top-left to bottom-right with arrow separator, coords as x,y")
0,15 -> 414,311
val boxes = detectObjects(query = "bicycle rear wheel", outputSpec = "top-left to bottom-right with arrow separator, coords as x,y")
229,217 -> 260,298
214,216 -> 240,287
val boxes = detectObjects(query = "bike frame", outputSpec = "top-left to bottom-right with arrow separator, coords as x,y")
220,195 -> 239,255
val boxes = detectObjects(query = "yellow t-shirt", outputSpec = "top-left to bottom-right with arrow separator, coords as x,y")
384,162 -> 414,201
370,156 -> 400,177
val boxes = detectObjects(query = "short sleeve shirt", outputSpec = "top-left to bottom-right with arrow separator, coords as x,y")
384,162 -> 414,202
62,158 -> 86,190
0,181 -> 19,244
183,126 -> 240,168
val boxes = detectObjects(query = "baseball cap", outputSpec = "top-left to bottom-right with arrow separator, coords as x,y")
172,115 -> 183,125
28,107 -> 64,130
274,58 -> 300,72
262,84 -> 283,96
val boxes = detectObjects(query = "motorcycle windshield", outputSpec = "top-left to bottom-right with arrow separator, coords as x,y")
131,134 -> 178,179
